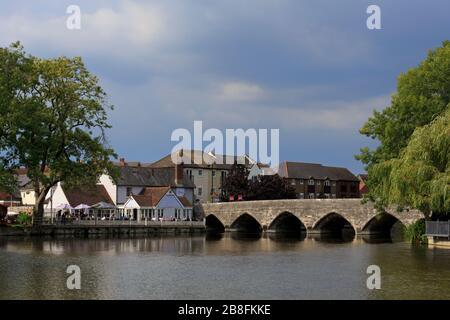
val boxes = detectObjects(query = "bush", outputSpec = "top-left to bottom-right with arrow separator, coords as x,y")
404,219 -> 427,244
16,212 -> 32,226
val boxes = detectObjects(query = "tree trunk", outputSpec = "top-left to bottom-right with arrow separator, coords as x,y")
33,187 -> 50,227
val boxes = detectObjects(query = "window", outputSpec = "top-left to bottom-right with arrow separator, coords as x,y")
291,180 -> 296,185
308,179 -> 315,185
317,181 -> 321,186
212,170 -> 216,176
324,180 -> 331,187
325,194 -> 331,199
308,193 -> 315,199
332,194 -> 336,198
299,193 -> 304,199
197,187 -> 203,196
340,184 -> 347,193
126,187 -> 132,196
198,170 -> 203,176
300,180 -> 304,185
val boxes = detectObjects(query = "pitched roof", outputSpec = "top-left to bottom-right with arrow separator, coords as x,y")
63,185 -> 114,207
150,150 -> 253,169
279,161 -> 359,181
130,187 -> 192,208
117,166 -> 195,188
358,174 -> 369,181
178,196 -> 192,208
0,192 -> 21,202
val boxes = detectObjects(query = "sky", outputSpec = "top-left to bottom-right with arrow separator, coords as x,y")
0,0 -> 449,173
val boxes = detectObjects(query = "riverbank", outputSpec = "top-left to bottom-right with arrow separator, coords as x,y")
0,221 -> 206,237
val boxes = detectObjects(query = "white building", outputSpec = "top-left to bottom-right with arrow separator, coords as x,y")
98,159 -> 195,210
122,186 -> 193,221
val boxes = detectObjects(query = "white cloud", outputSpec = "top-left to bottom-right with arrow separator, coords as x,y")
218,82 -> 265,102
0,1 -> 166,57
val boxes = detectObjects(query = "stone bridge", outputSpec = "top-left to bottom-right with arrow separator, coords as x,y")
199,199 -> 423,236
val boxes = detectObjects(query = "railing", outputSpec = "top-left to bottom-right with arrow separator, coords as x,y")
42,219 -> 205,227
426,221 -> 450,237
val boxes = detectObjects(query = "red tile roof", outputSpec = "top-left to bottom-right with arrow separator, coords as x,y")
64,185 -> 114,207
130,187 -> 192,208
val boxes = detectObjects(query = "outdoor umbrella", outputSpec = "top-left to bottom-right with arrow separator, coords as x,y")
74,204 -> 90,210
74,204 -> 90,219
91,202 -> 116,209
55,203 -> 73,210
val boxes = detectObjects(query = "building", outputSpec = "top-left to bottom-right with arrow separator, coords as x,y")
44,183 -> 116,219
278,161 -> 360,199
99,158 -> 196,210
0,192 -> 21,207
358,174 -> 369,195
122,186 -> 193,221
150,150 -> 254,203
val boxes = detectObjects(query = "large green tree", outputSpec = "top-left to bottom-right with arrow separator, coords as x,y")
0,42 -> 117,225
357,41 -> 450,167
357,41 -> 450,216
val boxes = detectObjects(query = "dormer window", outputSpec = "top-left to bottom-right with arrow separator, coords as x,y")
308,179 -> 315,185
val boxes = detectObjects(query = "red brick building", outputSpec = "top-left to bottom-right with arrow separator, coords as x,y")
278,162 -> 360,199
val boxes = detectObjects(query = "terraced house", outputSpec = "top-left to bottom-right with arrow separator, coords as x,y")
278,161 -> 360,199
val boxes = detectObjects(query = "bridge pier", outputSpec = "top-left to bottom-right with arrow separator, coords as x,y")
201,199 -> 423,239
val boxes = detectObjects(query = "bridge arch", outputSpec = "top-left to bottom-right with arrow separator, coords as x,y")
268,212 -> 307,234
230,213 -> 263,234
312,212 -> 356,238
205,214 -> 225,234
361,212 -> 406,238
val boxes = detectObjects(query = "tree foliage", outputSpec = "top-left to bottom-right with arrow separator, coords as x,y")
220,164 -> 249,201
369,109 -> 449,217
248,175 -> 297,201
220,164 -> 296,201
357,41 -> 450,217
357,41 -> 450,167
0,42 -> 117,225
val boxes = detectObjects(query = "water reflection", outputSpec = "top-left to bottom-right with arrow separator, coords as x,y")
1,234 -> 450,299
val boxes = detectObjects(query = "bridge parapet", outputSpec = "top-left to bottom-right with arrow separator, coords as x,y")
200,199 -> 423,234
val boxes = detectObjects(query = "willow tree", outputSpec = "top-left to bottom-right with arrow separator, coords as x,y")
357,41 -> 450,217
0,42 -> 117,225
369,108 -> 450,218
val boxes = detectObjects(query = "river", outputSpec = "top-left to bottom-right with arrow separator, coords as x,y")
0,234 -> 449,300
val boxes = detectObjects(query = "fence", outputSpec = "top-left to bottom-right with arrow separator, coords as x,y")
425,221 -> 450,237
42,219 -> 205,227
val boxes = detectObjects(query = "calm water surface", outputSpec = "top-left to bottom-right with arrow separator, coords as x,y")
0,234 -> 449,300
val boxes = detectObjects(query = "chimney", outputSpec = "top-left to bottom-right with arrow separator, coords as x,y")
175,162 -> 184,185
